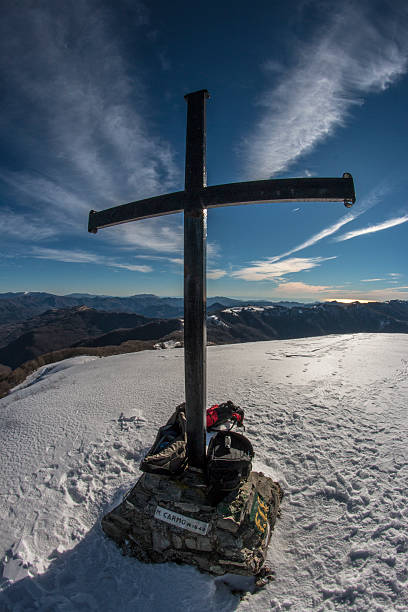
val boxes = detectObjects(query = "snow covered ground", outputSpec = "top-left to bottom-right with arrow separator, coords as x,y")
0,333 -> 407,611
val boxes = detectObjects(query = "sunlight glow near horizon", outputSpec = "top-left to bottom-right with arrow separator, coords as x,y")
325,299 -> 376,304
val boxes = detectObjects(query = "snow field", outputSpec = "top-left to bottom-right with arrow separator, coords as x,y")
0,334 -> 407,610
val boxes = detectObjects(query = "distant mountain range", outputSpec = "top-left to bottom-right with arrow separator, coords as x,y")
206,301 -> 408,344
0,295 -> 407,382
0,292 -> 308,327
0,292 -> 185,325
0,306 -> 183,370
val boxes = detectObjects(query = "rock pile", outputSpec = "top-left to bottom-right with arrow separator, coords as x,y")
102,467 -> 283,579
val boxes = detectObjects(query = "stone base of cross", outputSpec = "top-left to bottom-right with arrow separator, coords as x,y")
89,89 -> 355,470
101,458 -> 284,583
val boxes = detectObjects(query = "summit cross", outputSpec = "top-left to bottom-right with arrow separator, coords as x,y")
88,89 -> 356,470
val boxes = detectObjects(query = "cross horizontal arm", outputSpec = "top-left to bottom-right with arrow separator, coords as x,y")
88,175 -> 355,232
88,191 -> 186,233
202,175 -> 355,209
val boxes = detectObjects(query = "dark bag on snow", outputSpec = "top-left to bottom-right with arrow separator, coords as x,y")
206,400 -> 245,431
206,430 -> 254,502
139,403 -> 187,476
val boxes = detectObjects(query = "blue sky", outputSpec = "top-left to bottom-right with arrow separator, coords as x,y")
1,0 -> 407,302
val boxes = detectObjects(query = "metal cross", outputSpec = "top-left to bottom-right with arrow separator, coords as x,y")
88,89 -> 355,470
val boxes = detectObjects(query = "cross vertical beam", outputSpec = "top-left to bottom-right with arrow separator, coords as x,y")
184,90 -> 210,469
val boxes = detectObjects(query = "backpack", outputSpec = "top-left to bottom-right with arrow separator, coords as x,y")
206,430 -> 254,503
139,403 -> 187,476
206,401 -> 245,431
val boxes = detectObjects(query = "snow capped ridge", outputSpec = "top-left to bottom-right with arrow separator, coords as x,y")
207,314 -> 230,328
221,305 -> 274,314
0,334 -> 407,610
206,300 -> 408,346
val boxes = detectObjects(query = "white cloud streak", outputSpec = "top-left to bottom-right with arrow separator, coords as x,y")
352,286 -> 408,300
232,256 -> 335,281
276,214 -> 355,260
135,255 -> 183,265
103,219 -> 184,253
31,247 -> 151,273
334,214 -> 408,242
272,281 -> 336,297
262,185 -> 388,264
233,186 -> 387,284
246,2 -> 408,177
271,282 -> 408,301
207,269 -> 227,280
360,278 -> 385,282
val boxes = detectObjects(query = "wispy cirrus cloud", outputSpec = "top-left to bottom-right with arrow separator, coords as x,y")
31,247 -> 151,273
271,281 -> 337,297
265,185 -> 388,264
0,1 -> 180,248
334,214 -> 408,242
389,273 -> 402,278
275,214 -> 355,261
102,219 -> 184,253
353,286 -> 408,300
208,269 -> 227,280
232,255 -> 335,282
271,282 -> 408,301
1,208 -> 58,241
246,2 -> 408,177
0,171 -> 90,235
232,186 -> 386,284
135,255 -> 183,265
